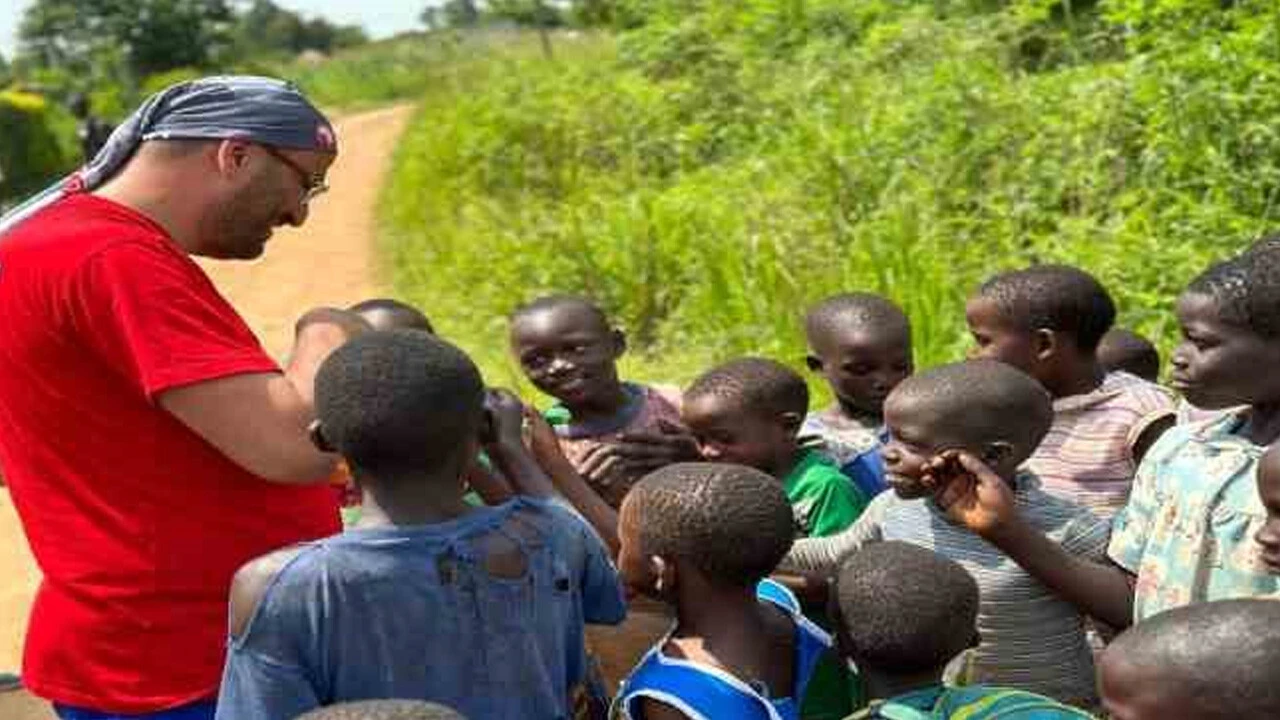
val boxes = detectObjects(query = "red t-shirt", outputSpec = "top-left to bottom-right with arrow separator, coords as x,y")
0,195 -> 340,712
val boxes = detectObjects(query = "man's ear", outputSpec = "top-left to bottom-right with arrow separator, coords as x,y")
308,419 -> 336,453
805,355 -> 824,372
213,138 -> 253,179
610,328 -> 628,359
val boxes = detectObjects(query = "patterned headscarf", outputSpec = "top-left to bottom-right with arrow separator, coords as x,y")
0,75 -> 337,236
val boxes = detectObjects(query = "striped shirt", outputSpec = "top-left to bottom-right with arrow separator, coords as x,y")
784,473 -> 1110,705
1027,372 -> 1175,518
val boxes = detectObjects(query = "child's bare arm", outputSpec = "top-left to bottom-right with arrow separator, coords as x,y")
524,407 -> 621,554
227,545 -> 307,638
482,391 -> 621,554
463,459 -> 514,505
639,698 -> 696,720
934,451 -> 1136,628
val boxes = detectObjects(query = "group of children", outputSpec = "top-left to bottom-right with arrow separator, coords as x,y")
214,238 -> 1280,720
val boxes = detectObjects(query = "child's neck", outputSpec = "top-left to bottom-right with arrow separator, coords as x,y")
670,577 -> 785,683
355,475 -> 474,529
1243,402 -> 1280,445
562,382 -> 631,424
769,445 -> 807,481
834,398 -> 882,426
1046,358 -> 1105,399
862,668 -> 946,702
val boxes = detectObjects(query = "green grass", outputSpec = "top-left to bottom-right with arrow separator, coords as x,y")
378,5 -> 1280,402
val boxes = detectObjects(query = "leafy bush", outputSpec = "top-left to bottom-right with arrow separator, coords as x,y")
380,3 -> 1280,397
0,90 -> 75,208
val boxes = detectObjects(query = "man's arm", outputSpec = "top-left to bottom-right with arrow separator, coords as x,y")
934,451 -> 1136,628
160,311 -> 363,483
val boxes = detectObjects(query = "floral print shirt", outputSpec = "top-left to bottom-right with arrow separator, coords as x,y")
1109,410 -> 1280,622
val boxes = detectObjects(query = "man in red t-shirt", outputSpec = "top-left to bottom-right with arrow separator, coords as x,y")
0,77 -> 359,719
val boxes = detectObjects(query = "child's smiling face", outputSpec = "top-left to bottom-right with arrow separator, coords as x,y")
680,392 -> 797,478
1170,291 -> 1280,409
510,305 -> 624,409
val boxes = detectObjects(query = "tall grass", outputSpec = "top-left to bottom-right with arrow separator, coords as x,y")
379,3 -> 1280,401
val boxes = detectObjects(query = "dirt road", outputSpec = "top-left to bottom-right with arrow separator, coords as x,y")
0,103 -> 412,717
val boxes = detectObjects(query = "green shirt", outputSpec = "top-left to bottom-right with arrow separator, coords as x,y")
784,449 -> 868,538
845,684 -> 1097,719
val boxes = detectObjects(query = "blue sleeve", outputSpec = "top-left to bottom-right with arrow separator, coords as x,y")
841,448 -> 888,499
215,639 -> 321,720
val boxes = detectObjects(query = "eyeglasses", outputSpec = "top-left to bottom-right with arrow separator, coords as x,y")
260,145 -> 329,205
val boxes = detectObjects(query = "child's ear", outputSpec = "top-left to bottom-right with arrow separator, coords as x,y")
651,555 -> 677,599
1033,328 -> 1057,361
980,441 -> 1014,467
780,411 -> 804,435
610,328 -> 627,358
308,419 -> 336,453
805,354 -> 824,372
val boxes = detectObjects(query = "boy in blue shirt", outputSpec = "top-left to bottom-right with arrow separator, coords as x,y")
215,331 -> 625,720
613,462 -> 831,720
802,294 -> 914,500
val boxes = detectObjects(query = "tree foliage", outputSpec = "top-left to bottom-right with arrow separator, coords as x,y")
381,1 -> 1280,391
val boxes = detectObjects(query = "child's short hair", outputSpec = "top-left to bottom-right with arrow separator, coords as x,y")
626,462 -> 796,588
1247,231 -> 1280,255
349,298 -> 435,333
975,264 -> 1116,352
315,330 -> 485,478
685,357 -> 808,418
510,294 -> 611,329
1097,328 -> 1160,382
805,293 -> 911,342
835,541 -> 978,674
295,700 -> 466,720
888,360 -> 1052,462
1186,250 -> 1280,339
1105,599 -> 1280,719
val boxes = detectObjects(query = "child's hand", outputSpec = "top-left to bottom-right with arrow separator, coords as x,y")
482,388 -> 528,450
927,450 -> 1017,538
612,419 -> 701,473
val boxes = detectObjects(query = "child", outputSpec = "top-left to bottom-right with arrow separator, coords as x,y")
966,264 -> 1175,517
215,331 -> 626,720
802,293 -> 913,499
786,360 -> 1110,705
1255,443 -> 1280,574
350,297 -> 436,333
834,542 -> 1095,719
509,295 -> 695,509
933,250 -> 1280,632
511,294 -> 696,692
683,357 -> 869,539
296,701 -> 466,720
1097,328 -> 1161,383
341,298 -> 511,518
612,463 -> 831,720
1098,599 -> 1280,720
682,357 -> 868,720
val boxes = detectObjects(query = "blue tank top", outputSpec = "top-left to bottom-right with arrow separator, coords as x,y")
613,579 -> 832,720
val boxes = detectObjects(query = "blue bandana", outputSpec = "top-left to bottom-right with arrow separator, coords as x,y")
0,75 -> 336,236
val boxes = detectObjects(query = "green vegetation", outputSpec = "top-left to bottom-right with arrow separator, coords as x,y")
380,1 -> 1280,396
0,89 -> 75,200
